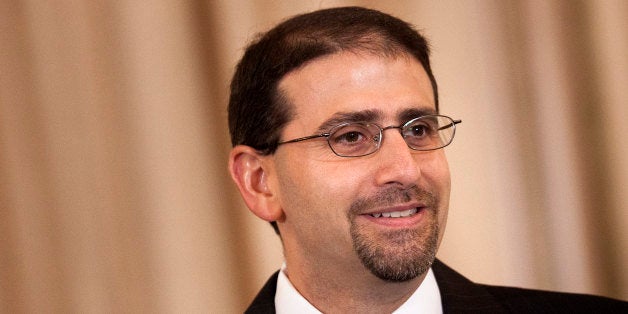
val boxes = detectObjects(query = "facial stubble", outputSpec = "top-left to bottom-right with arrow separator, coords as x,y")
349,187 -> 439,282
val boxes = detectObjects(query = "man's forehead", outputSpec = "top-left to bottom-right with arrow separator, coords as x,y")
277,50 -> 423,90
276,51 -> 435,133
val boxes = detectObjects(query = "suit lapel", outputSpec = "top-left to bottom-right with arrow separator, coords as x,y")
245,271 -> 279,314
432,259 -> 507,313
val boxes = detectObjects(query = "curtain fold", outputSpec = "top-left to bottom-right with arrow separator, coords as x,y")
1,1 -> 626,312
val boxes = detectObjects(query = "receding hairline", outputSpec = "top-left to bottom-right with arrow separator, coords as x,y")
265,28 -> 438,109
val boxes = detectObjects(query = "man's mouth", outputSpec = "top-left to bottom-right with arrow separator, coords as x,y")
369,207 -> 419,218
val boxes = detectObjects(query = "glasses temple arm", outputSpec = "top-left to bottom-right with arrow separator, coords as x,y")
278,133 -> 329,145
437,119 -> 462,131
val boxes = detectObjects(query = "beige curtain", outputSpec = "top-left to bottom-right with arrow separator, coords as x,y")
1,0 -> 626,312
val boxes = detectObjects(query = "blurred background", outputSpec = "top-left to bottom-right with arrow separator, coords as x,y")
1,0 -> 627,312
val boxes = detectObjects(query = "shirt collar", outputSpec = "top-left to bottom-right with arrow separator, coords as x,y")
275,264 -> 442,314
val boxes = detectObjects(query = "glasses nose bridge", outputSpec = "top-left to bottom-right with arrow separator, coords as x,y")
376,124 -> 407,147
381,124 -> 403,133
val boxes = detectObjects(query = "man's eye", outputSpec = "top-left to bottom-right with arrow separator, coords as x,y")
333,131 -> 366,144
408,124 -> 431,137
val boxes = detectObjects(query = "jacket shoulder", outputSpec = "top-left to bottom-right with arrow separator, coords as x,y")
432,259 -> 628,313
481,284 -> 628,313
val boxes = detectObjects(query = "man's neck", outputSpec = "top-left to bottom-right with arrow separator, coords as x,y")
284,260 -> 426,313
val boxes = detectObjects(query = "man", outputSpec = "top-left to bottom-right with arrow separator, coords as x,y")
227,6 -> 627,313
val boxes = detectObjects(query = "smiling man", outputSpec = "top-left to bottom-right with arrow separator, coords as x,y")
227,6 -> 627,313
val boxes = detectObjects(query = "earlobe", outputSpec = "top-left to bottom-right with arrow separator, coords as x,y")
228,145 -> 283,222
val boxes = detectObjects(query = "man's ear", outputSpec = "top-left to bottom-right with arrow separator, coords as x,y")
228,145 -> 283,222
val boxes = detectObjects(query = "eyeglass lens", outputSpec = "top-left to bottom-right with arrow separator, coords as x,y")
328,115 -> 456,157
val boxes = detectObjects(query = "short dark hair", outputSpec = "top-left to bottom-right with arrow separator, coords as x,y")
228,6 -> 438,154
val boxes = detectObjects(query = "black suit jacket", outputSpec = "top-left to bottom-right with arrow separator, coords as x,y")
245,259 -> 627,313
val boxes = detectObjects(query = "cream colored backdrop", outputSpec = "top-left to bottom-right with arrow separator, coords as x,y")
1,0 -> 626,312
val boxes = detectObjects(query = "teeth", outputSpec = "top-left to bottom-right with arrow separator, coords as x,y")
371,208 -> 418,218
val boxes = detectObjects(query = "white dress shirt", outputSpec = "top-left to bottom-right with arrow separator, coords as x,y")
275,265 -> 443,314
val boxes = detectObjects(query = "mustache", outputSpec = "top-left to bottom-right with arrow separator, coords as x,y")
348,185 -> 437,217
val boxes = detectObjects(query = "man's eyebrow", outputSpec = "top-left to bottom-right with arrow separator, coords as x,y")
315,110 -> 381,133
398,107 -> 438,123
314,107 -> 437,133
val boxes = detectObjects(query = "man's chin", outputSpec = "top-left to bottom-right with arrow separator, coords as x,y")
352,225 -> 439,283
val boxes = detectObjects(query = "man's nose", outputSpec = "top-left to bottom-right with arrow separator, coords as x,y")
373,129 -> 421,187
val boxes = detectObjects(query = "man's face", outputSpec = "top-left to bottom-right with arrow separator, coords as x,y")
269,52 -> 450,282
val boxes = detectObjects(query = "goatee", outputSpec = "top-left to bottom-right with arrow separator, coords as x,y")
348,186 -> 439,282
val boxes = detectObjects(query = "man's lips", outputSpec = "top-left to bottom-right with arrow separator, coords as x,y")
358,205 -> 427,228
360,203 -> 426,218
369,207 -> 418,218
